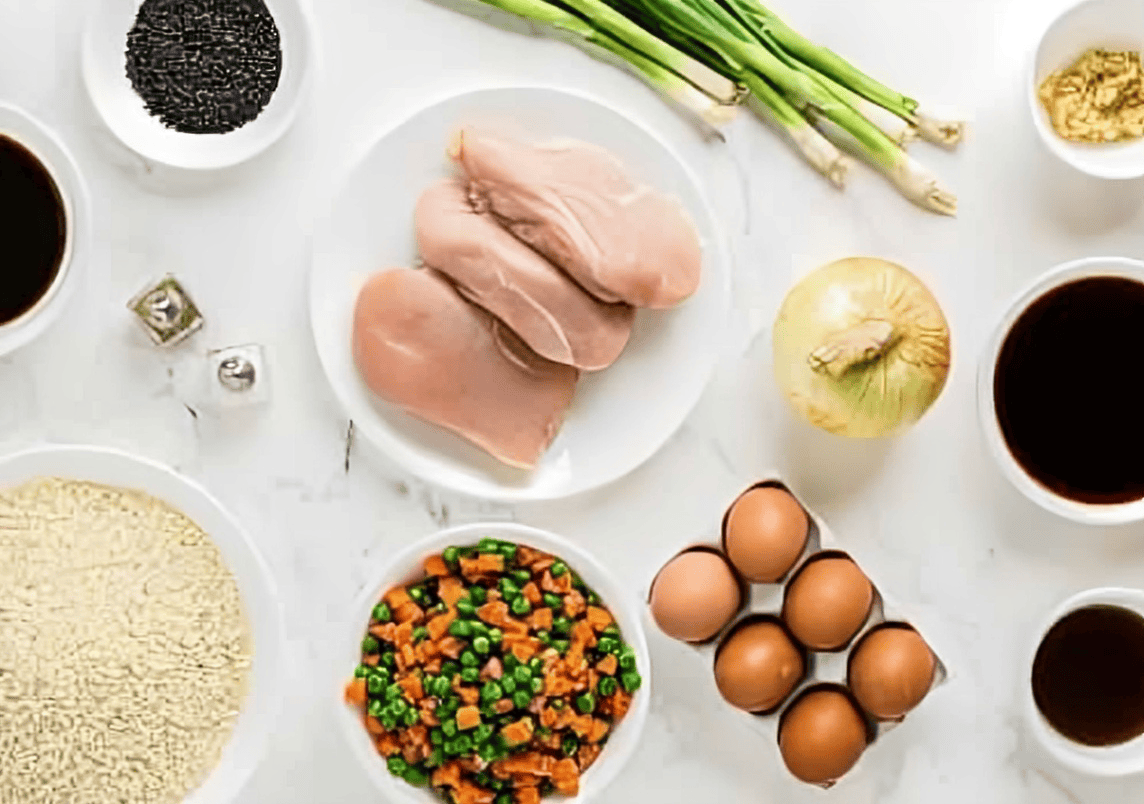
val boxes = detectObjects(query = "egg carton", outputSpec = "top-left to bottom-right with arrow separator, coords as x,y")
645,477 -> 950,789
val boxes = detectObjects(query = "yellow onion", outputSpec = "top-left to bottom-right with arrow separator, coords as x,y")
773,257 -> 951,438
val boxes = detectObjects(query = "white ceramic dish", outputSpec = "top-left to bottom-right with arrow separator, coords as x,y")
0,102 -> 90,357
0,445 -> 286,804
336,522 -> 651,804
1024,587 -> 1144,777
1029,0 -> 1144,179
978,256 -> 1144,525
81,0 -> 316,170
310,86 -> 731,501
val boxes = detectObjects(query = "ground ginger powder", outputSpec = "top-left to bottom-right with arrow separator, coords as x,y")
1039,48 -> 1144,143
0,479 -> 252,804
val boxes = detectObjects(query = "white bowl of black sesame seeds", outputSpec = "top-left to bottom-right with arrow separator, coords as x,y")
81,0 -> 316,170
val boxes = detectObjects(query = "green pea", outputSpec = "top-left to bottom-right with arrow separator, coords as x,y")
425,747 -> 443,768
551,639 -> 569,655
499,580 -> 520,601
481,681 -> 502,702
512,569 -> 532,586
373,603 -> 392,622
386,756 -> 408,776
597,637 -> 619,655
412,626 -> 429,643
603,623 -> 620,635
470,621 -> 490,638
404,708 -> 420,727
551,616 -> 572,635
587,591 -> 600,605
495,791 -> 513,804
442,718 -> 458,737
542,593 -> 563,609
469,586 -> 488,605
380,652 -> 396,668
550,561 -> 568,578
535,629 -> 551,644
409,586 -> 427,604
530,677 -> 544,695
528,658 -> 543,674
392,698 -> 409,717
443,546 -> 460,566
503,654 -> 520,671
478,537 -> 501,553
441,661 -> 459,678
510,596 -> 531,616
478,743 -> 498,763
372,667 -> 391,684
361,636 -> 380,654
501,676 -> 517,695
437,700 -> 457,719
475,771 -> 493,787
474,723 -> 494,745
598,676 -> 618,697
456,598 -> 477,618
453,735 -> 473,754
551,699 -> 565,710
460,667 -> 480,684
430,728 -> 444,746
513,689 -> 532,710
488,627 -> 503,644
366,675 -> 384,696
384,683 -> 403,703
449,620 -> 473,638
576,693 -> 596,714
621,671 -> 642,693
368,699 -> 385,718
511,665 -> 530,685
562,734 -> 579,756
380,713 -> 397,731
354,664 -> 370,679
619,646 -> 637,670
460,651 -> 479,668
499,543 -> 517,563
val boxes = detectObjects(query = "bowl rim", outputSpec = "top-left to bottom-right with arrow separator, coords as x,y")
80,0 -> 319,170
1027,0 -> 1144,180
0,102 -> 90,356
977,256 -> 1144,525
1024,587 -> 1144,776
0,443 -> 287,804
335,521 -> 651,804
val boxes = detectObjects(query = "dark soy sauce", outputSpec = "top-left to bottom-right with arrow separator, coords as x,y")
1032,605 -> 1144,746
994,276 -> 1144,504
0,135 -> 67,326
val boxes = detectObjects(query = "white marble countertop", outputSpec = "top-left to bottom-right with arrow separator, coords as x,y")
5,0 -> 1144,801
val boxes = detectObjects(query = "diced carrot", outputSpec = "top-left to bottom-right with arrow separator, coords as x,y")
420,705 -> 439,727
501,717 -> 535,747
344,678 -> 367,707
398,673 -> 424,702
426,610 -> 457,641
551,758 -> 580,795
395,602 -> 424,624
494,698 -> 514,714
458,686 -> 480,706
363,654 -> 379,667
585,606 -> 613,631
515,545 -> 543,566
521,582 -> 541,606
432,762 -> 462,788
601,690 -> 632,720
375,732 -> 402,757
387,587 -> 414,609
527,607 -> 552,631
439,576 -> 466,607
515,787 -> 541,804
477,553 -> 505,573
543,670 -> 577,697
539,707 -> 557,728
424,554 -> 450,577
587,718 -> 610,744
368,622 -> 396,641
508,636 -> 540,662
564,591 -> 586,618
456,705 -> 482,730
400,644 -> 416,668
503,617 -> 529,637
480,657 -> 503,681
364,714 -> 386,735
459,557 -> 484,580
454,781 -> 495,804
539,571 -> 559,594
438,637 -> 463,658
478,600 -> 511,626
529,556 -> 554,574
577,742 -> 602,771
597,654 -> 618,675
394,621 -> 414,646
537,731 -> 562,752
424,658 -> 442,676
494,752 -> 548,776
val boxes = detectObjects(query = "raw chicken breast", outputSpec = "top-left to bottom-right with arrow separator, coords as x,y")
451,128 -> 703,309
352,267 -> 578,469
415,179 -> 635,370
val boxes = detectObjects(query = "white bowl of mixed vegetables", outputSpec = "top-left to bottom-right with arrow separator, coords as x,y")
339,523 -> 650,804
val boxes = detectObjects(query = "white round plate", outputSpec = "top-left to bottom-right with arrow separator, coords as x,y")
310,86 -> 731,502
0,445 -> 286,804
336,522 -> 651,804
81,0 -> 315,170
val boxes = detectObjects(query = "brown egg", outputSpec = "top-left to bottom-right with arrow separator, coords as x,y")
724,486 -> 809,583
715,620 -> 804,712
782,556 -> 873,650
650,550 -> 741,643
779,688 -> 869,785
849,625 -> 936,719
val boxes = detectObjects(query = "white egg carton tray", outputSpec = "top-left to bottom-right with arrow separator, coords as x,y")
644,477 -> 950,789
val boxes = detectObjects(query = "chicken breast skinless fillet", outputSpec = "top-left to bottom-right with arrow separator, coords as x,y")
352,267 -> 578,469
415,179 -> 635,371
450,128 -> 703,309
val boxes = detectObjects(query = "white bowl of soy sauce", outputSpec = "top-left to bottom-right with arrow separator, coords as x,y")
1026,588 -> 1144,777
0,102 -> 90,357
81,0 -> 316,170
978,256 -> 1144,525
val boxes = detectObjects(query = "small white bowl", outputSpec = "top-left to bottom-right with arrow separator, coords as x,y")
81,0 -> 316,170
0,445 -> 286,804
0,102 -> 90,358
1029,0 -> 1144,179
978,256 -> 1144,525
1024,587 -> 1144,777
336,522 -> 651,804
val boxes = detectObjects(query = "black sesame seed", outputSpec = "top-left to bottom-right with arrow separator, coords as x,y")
125,0 -> 283,135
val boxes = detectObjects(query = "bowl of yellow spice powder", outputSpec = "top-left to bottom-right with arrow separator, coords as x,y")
1031,0 -> 1144,178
